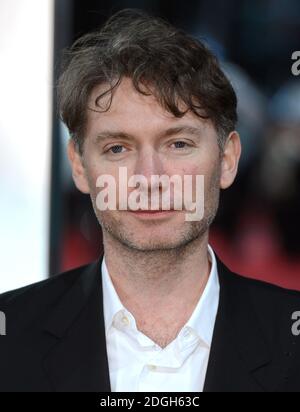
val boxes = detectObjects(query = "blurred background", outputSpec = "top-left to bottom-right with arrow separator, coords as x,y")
0,0 -> 299,293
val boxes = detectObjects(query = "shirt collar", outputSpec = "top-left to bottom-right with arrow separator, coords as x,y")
102,256 -> 124,336
101,244 -> 220,346
184,244 -> 219,347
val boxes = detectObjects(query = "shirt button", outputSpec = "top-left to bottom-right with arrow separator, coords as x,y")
183,329 -> 191,338
121,316 -> 130,326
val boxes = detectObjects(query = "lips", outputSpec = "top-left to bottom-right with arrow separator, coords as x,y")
128,209 -> 175,213
126,209 -> 179,219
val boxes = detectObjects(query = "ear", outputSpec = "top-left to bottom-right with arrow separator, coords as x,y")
220,131 -> 242,189
67,139 -> 90,194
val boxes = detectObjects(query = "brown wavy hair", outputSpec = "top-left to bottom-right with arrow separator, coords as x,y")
58,8 -> 237,154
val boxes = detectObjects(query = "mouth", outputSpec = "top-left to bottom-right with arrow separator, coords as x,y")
127,209 -> 179,219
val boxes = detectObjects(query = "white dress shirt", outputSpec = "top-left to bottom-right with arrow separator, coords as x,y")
101,245 -> 220,392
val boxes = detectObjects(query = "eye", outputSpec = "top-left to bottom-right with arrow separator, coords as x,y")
106,144 -> 126,154
171,141 -> 191,149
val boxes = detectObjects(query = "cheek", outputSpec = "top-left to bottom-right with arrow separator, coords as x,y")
181,160 -> 220,196
85,158 -> 117,188
179,163 -> 210,181
86,166 -> 101,193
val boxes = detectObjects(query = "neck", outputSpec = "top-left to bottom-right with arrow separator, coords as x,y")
102,231 -> 211,348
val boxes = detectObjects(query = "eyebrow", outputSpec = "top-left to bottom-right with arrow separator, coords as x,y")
94,125 -> 203,144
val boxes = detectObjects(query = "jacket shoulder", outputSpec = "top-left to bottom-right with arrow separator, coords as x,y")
217,255 -> 300,304
226,269 -> 300,330
0,262 -> 93,311
231,271 -> 300,302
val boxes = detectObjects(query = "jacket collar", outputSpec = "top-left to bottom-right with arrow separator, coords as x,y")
203,256 -> 274,392
42,257 -> 111,392
42,252 -> 281,392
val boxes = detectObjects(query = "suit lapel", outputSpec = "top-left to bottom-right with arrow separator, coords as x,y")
41,252 -> 285,392
42,257 -> 111,392
204,256 -> 280,392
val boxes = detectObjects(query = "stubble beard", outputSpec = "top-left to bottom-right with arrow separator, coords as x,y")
90,167 -> 221,255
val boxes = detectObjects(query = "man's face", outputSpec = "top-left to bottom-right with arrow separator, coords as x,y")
69,77 -> 237,251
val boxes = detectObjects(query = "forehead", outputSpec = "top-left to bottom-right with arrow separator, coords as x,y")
86,77 -> 211,137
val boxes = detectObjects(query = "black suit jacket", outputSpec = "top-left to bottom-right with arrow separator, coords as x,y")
0,254 -> 300,392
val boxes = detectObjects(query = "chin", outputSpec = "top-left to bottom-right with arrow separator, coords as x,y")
120,231 -> 196,251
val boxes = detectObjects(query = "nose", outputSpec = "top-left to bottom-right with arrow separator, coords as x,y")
133,145 -> 165,180
132,146 -> 167,201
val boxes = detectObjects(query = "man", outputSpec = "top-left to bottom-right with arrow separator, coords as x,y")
0,9 -> 299,392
